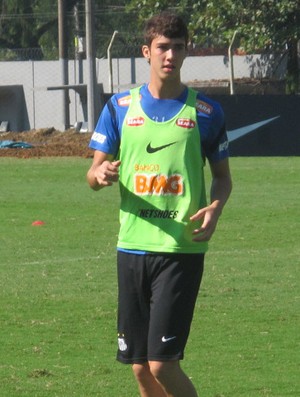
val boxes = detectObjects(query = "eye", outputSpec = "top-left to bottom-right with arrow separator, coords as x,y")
174,44 -> 185,51
157,45 -> 168,51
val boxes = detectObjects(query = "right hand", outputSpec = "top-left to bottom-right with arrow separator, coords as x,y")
94,160 -> 121,187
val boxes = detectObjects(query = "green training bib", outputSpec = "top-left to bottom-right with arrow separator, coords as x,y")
117,86 -> 208,253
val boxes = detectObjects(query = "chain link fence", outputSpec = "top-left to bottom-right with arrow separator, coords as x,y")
0,12 -> 289,131
0,48 -> 288,132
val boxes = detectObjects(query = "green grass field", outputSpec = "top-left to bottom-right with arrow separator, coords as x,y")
0,157 -> 299,397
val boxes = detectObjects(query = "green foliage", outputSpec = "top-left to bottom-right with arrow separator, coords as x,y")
0,156 -> 299,396
0,0 -> 141,59
127,0 -> 300,92
0,0 -> 58,51
94,0 -> 141,58
126,0 -> 173,22
127,0 -> 299,51
1,2 -> 299,65
0,0 -> 299,85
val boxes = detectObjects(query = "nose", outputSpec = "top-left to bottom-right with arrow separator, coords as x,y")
166,48 -> 175,59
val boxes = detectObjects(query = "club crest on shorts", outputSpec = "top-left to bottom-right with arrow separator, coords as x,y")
118,333 -> 128,351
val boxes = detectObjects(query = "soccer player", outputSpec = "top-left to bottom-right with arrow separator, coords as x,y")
87,12 -> 232,397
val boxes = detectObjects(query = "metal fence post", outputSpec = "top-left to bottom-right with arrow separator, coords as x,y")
228,30 -> 239,95
85,0 -> 97,133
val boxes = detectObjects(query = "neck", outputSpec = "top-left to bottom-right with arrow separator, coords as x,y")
148,80 -> 186,99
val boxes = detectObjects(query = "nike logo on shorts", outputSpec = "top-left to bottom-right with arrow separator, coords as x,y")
161,336 -> 177,343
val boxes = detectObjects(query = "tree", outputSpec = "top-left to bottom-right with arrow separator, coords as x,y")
0,0 -> 138,59
0,0 -> 77,59
93,0 -> 139,58
0,1 -> 57,50
126,0 -> 300,93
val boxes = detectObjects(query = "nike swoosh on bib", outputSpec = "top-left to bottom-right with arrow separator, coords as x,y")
146,141 -> 178,153
228,116 -> 280,142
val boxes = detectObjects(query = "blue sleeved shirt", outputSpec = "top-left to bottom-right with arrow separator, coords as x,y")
89,84 -> 229,163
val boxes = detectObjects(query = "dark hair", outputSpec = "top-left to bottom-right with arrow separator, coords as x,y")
143,12 -> 189,47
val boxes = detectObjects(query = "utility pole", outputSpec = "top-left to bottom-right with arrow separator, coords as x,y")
58,0 -> 70,129
74,3 -> 85,84
85,0 -> 97,132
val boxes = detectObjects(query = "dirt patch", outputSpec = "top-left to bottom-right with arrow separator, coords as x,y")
0,128 -> 94,158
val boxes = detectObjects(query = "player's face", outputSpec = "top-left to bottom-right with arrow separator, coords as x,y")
143,35 -> 187,81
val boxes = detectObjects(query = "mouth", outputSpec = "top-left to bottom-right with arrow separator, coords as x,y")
162,64 -> 175,72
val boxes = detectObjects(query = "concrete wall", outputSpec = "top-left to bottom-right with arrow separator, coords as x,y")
0,54 -> 287,131
107,54 -> 286,93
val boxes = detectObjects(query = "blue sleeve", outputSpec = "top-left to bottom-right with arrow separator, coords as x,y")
196,94 -> 229,163
89,92 -> 130,156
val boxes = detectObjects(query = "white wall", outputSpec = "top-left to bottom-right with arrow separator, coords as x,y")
0,54 -> 286,131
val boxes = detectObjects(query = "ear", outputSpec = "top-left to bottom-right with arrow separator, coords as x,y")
142,45 -> 151,61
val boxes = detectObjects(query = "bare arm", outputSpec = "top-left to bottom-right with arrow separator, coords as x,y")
190,158 -> 232,241
86,150 -> 121,191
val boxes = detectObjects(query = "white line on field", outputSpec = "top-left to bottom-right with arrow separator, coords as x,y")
19,256 -> 103,266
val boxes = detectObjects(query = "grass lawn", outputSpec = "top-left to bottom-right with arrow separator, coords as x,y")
0,156 -> 299,397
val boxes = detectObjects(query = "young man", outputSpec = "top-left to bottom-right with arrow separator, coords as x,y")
87,12 -> 232,397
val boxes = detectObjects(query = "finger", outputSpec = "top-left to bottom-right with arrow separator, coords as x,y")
190,207 -> 207,221
106,161 -> 121,179
103,172 -> 118,183
192,227 -> 212,241
112,160 -> 121,167
95,173 -> 113,186
192,227 -> 205,235
95,169 -> 114,185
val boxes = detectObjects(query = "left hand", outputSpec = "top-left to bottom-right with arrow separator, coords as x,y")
190,203 -> 221,242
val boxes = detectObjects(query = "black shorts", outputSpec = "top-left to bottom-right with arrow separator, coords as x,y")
116,251 -> 204,364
